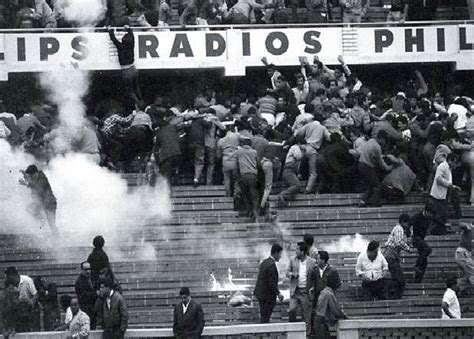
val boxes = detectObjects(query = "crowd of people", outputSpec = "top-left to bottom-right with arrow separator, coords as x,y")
1,49 -> 474,225
254,216 -> 474,339
255,217 -> 473,338
1,218 -> 473,337
0,0 -> 472,30
1,236 -> 129,338
0,234 -> 205,338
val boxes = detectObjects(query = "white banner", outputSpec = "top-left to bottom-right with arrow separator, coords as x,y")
0,24 -> 473,79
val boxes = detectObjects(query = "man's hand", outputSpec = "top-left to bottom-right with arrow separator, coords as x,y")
450,184 -> 461,192
337,55 -> 345,64
298,56 -> 308,65
19,178 -> 27,186
261,56 -> 268,64
278,293 -> 284,302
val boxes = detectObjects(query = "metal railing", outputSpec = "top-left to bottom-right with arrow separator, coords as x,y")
0,19 -> 472,33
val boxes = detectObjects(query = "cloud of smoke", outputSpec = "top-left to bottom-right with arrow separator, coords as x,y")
321,233 -> 369,253
55,0 -> 106,27
0,66 -> 172,263
0,140 -> 37,232
39,70 -> 89,154
48,153 -> 171,235
0,140 -> 171,260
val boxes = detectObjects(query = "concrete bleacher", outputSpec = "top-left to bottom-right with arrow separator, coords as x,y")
1,173 -> 473,334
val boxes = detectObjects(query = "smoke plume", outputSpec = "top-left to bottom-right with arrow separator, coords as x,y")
39,69 -> 89,154
55,0 -> 106,27
321,233 -> 369,253
0,66 -> 172,262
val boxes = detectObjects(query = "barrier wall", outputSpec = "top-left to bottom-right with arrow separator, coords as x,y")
0,323 -> 306,338
337,319 -> 474,339
0,22 -> 473,80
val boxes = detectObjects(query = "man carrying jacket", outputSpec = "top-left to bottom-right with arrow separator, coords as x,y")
287,242 -> 317,334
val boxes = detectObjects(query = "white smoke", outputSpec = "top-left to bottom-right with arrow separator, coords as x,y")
54,0 -> 106,27
0,140 -> 171,248
0,64 -> 172,262
0,141 -> 37,232
48,153 -> 171,235
39,69 -> 89,154
321,233 -> 369,253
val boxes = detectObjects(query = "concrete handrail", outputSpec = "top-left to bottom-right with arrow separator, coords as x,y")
337,319 -> 474,339
0,322 -> 307,338
0,19 -> 472,33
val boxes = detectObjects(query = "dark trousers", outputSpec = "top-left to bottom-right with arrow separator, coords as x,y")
362,279 -> 386,300
280,168 -> 301,201
175,332 -> 200,339
412,236 -> 432,282
429,197 -> 448,235
385,255 -> 405,299
123,126 -> 153,166
358,163 -> 380,204
17,302 -> 37,332
372,184 -> 405,205
160,155 -> 180,180
313,315 -> 330,339
258,297 -> 276,323
103,135 -> 126,165
449,188 -> 463,220
43,304 -> 60,331
45,205 -> 58,234
190,144 -> 205,182
240,173 -> 259,218
103,327 -> 124,339
82,304 -> 97,330
122,65 -> 141,104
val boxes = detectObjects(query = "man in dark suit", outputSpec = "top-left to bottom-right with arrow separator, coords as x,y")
97,279 -> 128,339
310,251 -> 341,307
173,287 -> 205,339
75,261 -> 97,329
254,243 -> 284,323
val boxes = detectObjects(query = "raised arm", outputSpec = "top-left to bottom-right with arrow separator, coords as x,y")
108,27 -> 121,48
414,70 -> 428,96
125,25 -> 134,44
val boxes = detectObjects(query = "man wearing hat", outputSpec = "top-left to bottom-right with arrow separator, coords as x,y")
173,287 -> 205,339
19,164 -> 58,234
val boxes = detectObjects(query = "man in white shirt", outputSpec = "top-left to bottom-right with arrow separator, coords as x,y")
60,298 -> 90,339
442,277 -> 461,319
356,241 -> 389,301
287,242 -> 317,335
447,98 -> 469,132
4,266 -> 39,332
292,73 -> 309,106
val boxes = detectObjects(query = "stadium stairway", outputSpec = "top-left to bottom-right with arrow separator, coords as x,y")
1,173 -> 474,332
